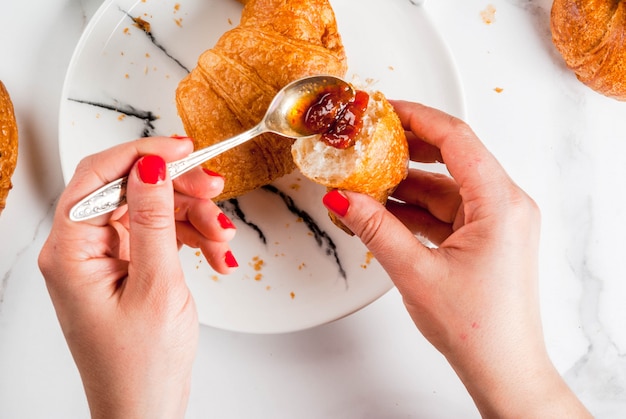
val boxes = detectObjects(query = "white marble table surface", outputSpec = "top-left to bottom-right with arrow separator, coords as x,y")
1,0 -> 625,417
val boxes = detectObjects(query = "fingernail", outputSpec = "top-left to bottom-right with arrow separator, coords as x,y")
323,190 -> 349,217
218,213 -> 236,229
203,168 -> 223,178
224,250 -> 239,268
170,135 -> 191,140
137,155 -> 166,184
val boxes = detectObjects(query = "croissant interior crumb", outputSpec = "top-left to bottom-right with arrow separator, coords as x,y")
292,91 -> 385,184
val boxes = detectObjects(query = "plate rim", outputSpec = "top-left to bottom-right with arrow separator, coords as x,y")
57,0 -> 466,334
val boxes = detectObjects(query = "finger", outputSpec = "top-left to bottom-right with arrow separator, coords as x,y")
40,221 -> 123,276
385,200 -> 453,246
125,154 -> 182,295
172,166 -> 235,242
391,101 -> 512,218
323,190 -> 436,282
175,221 -> 238,274
390,100 -> 443,163
173,167 -> 225,201
174,191 -> 236,242
60,137 -> 194,227
405,131 -> 443,163
39,219 -> 130,305
392,169 -> 461,225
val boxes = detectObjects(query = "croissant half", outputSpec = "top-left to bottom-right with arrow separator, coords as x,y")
176,0 -> 347,200
291,90 -> 409,234
0,81 -> 18,215
551,0 -> 626,101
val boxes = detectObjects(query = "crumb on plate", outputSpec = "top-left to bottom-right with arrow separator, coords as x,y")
480,4 -> 496,24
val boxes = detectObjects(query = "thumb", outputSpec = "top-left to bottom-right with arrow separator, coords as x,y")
323,190 -> 433,281
126,154 -> 182,294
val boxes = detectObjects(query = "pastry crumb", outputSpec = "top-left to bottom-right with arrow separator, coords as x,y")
132,16 -> 151,32
361,251 -> 375,269
250,256 -> 265,272
480,4 -> 496,24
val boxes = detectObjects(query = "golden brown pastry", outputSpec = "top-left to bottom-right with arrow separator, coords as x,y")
551,0 -> 626,101
176,0 -> 347,200
291,89 -> 409,234
0,81 -> 18,214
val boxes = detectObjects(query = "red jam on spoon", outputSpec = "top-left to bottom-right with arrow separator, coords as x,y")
289,82 -> 369,149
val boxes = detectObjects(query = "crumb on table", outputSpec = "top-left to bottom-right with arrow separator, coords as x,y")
480,4 -> 496,24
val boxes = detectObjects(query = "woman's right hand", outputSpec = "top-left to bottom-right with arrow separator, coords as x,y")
39,136 -> 237,418
322,101 -> 591,418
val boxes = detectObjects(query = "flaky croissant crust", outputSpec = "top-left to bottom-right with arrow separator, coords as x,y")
551,0 -> 626,100
0,81 -> 18,214
176,0 -> 347,200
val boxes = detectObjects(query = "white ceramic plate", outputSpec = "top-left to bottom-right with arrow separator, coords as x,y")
59,0 -> 465,334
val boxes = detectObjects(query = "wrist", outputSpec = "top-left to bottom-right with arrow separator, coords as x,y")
448,348 -> 591,418
80,356 -> 193,419
86,377 -> 191,419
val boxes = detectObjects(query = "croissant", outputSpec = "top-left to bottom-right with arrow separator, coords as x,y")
291,89 -> 409,234
176,0 -> 347,200
0,81 -> 18,215
551,0 -> 626,101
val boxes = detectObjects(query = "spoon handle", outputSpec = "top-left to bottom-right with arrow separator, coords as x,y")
69,123 -> 267,222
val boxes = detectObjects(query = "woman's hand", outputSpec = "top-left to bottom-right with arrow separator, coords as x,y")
322,102 -> 591,418
39,137 -> 236,419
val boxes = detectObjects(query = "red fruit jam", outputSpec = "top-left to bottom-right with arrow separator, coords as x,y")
289,82 -> 369,149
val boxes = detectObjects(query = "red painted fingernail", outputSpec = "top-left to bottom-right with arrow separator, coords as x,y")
323,190 -> 349,217
137,155 -> 166,184
170,135 -> 191,140
218,213 -> 236,229
224,250 -> 239,268
203,168 -> 223,178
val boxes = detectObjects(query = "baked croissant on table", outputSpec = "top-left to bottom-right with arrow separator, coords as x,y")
176,0 -> 348,200
0,81 -> 18,215
551,0 -> 626,101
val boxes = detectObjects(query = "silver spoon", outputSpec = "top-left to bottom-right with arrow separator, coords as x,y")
69,75 -> 354,222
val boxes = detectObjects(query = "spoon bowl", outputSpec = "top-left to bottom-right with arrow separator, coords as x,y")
263,75 -> 355,137
69,75 -> 354,222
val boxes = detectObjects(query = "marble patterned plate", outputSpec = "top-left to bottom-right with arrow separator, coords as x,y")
58,0 -> 465,334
